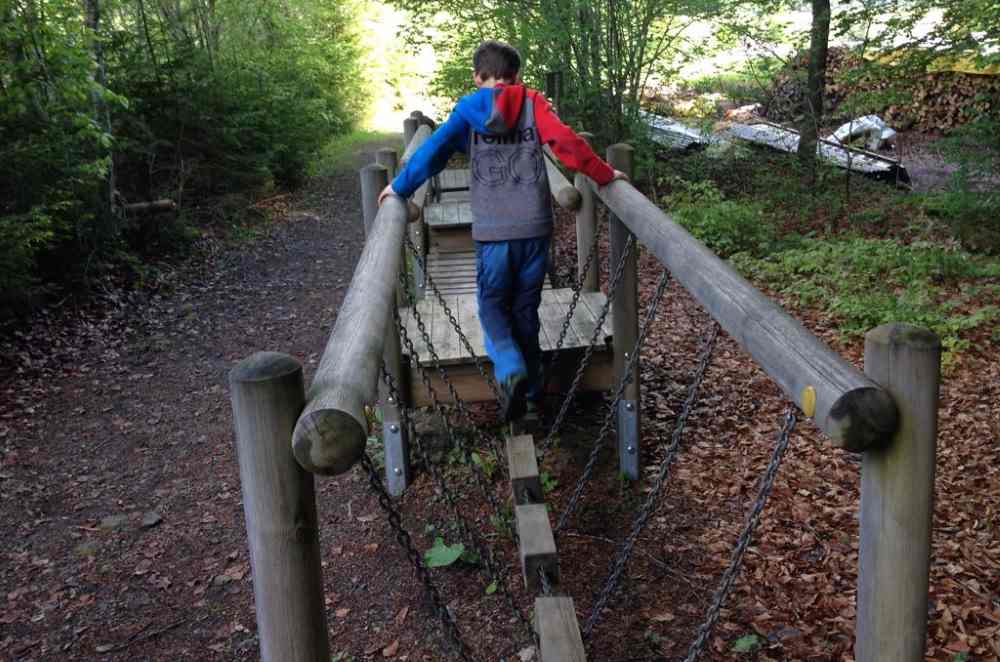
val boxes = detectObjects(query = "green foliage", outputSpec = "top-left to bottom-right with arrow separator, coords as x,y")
0,0 -> 365,307
730,633 -> 760,653
659,176 -> 774,258
424,537 -> 465,568
732,237 -> 1000,358
540,471 -> 558,494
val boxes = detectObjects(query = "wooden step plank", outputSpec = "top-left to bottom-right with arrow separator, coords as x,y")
515,504 -> 558,592
576,291 -> 614,345
536,597 -> 587,662
539,289 -> 582,351
438,168 -> 470,190
507,434 -> 542,505
425,201 -> 473,229
456,293 -> 482,361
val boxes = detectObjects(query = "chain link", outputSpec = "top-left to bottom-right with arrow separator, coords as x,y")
398,242 -> 509,476
404,232 -> 503,404
683,408 -> 798,662
538,567 -> 553,596
540,223 -> 603,395
383,330 -> 535,643
553,265 -> 673,534
358,451 -> 477,660
583,322 -> 719,637
541,232 -> 637,454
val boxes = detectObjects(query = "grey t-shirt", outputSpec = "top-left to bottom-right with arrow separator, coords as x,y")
469,95 -> 553,242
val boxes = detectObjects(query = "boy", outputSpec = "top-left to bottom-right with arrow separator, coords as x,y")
379,40 -> 623,421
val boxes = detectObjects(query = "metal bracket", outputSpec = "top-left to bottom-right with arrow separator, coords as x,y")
384,421 -> 410,496
617,399 -> 640,481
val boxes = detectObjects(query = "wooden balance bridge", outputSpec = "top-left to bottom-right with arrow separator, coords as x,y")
228,108 -> 942,662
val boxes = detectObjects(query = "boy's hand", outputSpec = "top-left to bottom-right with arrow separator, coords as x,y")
611,169 -> 630,183
378,184 -> 396,206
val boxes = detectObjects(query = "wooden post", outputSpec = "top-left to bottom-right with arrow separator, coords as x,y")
376,148 -> 398,180
360,164 -> 388,235
359,164 -> 411,495
507,434 -> 543,505
856,323 -> 940,662
575,132 -> 599,292
607,143 -> 640,480
230,352 -> 330,662
403,117 -> 418,148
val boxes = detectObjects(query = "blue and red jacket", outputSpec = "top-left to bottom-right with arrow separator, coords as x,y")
392,84 -> 615,241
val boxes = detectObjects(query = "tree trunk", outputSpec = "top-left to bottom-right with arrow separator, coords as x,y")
797,0 -> 830,183
83,0 -> 117,221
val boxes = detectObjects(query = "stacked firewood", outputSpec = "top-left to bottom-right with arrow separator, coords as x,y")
762,47 -> 1000,132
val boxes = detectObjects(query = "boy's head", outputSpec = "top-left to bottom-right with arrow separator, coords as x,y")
473,40 -> 521,86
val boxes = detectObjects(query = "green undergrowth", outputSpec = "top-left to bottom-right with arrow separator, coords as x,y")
655,149 -> 1000,362
314,129 -> 398,176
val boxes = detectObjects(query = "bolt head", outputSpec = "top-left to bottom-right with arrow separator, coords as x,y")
625,402 -> 634,411
389,424 -> 399,433
627,445 -> 636,454
394,467 -> 402,476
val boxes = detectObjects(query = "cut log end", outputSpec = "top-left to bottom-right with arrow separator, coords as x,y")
555,187 -> 582,211
229,351 -> 302,384
826,386 -> 899,452
292,409 -> 367,476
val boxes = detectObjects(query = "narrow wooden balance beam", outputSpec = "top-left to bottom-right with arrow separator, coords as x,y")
507,434 -> 587,662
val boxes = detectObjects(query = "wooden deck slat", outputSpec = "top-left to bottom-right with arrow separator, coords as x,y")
425,201 -> 472,229
539,289 -> 582,350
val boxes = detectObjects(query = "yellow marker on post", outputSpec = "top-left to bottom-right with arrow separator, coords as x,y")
801,385 -> 817,418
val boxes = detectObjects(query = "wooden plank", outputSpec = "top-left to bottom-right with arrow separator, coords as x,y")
433,295 -> 464,363
536,597 -> 586,662
595,176 -> 899,450
457,294 -> 483,361
425,201 -> 473,229
430,229 -> 474,253
507,434 -> 542,505
578,292 -> 614,344
539,289 -> 582,351
515,504 -> 558,591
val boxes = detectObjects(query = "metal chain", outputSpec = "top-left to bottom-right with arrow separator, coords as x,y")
396,251 -> 509,477
541,232 -> 636,453
358,451 -> 478,661
540,224 -> 603,395
385,328 -> 535,642
583,322 -> 719,637
396,266 -> 507,493
404,232 -> 502,404
538,567 -> 553,596
553,265 -> 673,534
683,408 -> 798,662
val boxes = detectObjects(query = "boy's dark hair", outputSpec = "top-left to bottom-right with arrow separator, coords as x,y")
473,40 -> 521,81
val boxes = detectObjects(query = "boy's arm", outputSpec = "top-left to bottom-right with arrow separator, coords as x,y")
388,109 -> 469,199
532,93 -> 617,186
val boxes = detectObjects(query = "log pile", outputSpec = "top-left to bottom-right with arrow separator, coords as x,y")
762,47 -> 1000,132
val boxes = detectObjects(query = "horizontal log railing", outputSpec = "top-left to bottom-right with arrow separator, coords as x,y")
542,146 -> 582,210
592,165 -> 899,452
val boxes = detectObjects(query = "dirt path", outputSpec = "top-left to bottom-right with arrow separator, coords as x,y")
2,139 -> 998,662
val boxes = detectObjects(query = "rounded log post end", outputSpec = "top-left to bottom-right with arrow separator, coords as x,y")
292,409 -> 367,476
403,118 -> 418,146
230,351 -> 303,386
556,186 -> 582,210
607,143 -> 635,169
826,386 -> 899,452
865,322 -> 941,353
406,201 -> 421,222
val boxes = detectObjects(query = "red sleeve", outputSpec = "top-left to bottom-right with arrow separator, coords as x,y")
531,92 -> 615,185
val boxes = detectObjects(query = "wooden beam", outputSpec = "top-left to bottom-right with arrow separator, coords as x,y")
292,192 -> 410,475
536,597 -> 586,662
229,353 -> 330,662
542,146 -> 582,210
856,323 -> 940,662
401,124 -> 433,166
507,434 -> 543,505
593,178 -> 899,451
515,504 -> 558,591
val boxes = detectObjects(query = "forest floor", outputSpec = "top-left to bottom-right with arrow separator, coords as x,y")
1,136 -> 998,662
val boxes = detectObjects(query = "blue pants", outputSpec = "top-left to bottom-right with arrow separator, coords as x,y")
475,237 -> 550,402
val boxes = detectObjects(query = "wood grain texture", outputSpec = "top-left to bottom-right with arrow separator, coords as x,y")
229,353 -> 330,662
536,597 -> 586,662
856,323 -> 940,662
594,177 -> 899,449
507,434 -> 543,505
542,145 -> 582,210
516,503 -> 558,591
